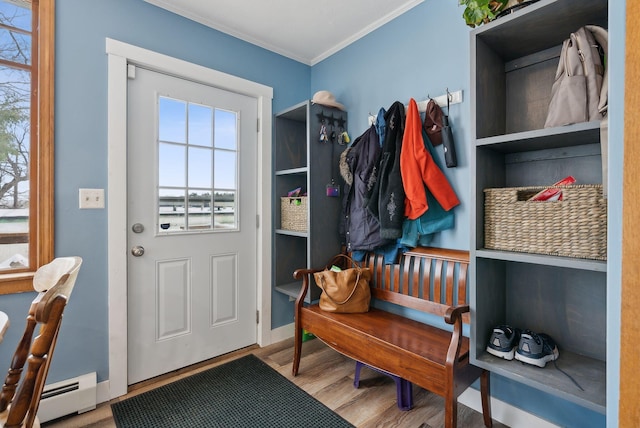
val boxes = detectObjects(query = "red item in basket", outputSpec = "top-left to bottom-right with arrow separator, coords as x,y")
528,176 -> 576,201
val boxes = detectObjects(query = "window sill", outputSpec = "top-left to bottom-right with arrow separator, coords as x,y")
0,273 -> 35,294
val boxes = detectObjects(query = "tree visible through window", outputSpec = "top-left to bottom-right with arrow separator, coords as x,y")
0,1 -> 31,270
0,0 -> 54,293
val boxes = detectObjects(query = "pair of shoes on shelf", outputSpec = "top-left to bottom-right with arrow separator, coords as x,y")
486,326 -> 559,368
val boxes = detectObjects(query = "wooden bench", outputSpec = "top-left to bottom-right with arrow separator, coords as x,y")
292,247 -> 492,428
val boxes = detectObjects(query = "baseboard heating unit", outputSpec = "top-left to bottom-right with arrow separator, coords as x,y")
37,372 -> 97,423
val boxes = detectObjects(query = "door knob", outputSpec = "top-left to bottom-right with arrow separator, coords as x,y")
131,245 -> 145,257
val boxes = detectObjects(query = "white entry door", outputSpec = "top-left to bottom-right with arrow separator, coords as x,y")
126,66 -> 258,384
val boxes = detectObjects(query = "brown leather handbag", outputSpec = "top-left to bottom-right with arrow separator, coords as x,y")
313,255 -> 372,313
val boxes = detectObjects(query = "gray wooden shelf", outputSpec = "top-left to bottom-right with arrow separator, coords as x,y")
275,282 -> 302,299
475,351 -> 605,414
275,229 -> 307,238
476,121 -> 601,153
475,249 -> 606,273
275,167 -> 307,176
472,0 -> 607,61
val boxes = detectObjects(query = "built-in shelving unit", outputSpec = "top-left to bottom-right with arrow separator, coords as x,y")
273,101 -> 347,302
469,0 -> 608,414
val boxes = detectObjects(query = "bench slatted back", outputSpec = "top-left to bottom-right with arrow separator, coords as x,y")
356,247 -> 470,324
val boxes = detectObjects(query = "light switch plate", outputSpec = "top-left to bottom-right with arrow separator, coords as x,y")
79,188 -> 105,209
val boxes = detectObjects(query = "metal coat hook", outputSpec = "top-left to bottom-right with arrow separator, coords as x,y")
368,111 -> 376,126
415,89 -> 463,112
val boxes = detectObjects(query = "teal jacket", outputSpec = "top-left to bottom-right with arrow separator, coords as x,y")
400,129 -> 457,247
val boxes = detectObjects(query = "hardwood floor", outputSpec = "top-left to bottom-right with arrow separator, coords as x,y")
42,337 -> 507,428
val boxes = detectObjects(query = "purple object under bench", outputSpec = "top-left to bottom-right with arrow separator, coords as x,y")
353,361 -> 413,411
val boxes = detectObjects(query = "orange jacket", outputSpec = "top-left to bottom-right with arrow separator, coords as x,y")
400,98 -> 460,219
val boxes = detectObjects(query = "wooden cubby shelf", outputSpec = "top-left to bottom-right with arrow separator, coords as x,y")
469,0 -> 608,414
273,101 -> 347,303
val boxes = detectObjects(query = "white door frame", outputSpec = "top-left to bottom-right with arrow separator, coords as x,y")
106,38 -> 273,399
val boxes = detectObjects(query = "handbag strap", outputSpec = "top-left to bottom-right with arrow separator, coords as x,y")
331,253 -> 363,270
317,268 -> 363,306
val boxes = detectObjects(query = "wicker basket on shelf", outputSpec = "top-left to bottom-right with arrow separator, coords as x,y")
281,196 -> 308,232
484,184 -> 607,260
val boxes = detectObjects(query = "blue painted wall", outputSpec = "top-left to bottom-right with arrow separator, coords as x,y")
0,0 -> 310,392
0,0 -> 624,426
312,0 -> 471,253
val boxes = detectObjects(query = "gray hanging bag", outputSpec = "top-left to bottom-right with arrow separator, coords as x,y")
544,25 -> 608,128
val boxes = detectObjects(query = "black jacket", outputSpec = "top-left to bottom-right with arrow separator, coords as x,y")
339,125 -> 391,252
366,101 -> 406,239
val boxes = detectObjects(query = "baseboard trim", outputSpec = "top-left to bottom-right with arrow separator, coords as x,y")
97,380 -> 111,405
269,322 -> 295,344
458,387 -> 559,428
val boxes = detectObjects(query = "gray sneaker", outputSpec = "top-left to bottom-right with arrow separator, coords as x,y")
486,325 -> 521,360
515,330 -> 559,368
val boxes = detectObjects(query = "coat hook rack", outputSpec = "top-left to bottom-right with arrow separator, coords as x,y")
416,89 -> 463,113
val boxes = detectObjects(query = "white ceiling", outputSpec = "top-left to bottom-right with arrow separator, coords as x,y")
144,0 -> 425,65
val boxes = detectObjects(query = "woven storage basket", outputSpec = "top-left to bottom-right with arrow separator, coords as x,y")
281,196 -> 308,232
484,185 -> 606,260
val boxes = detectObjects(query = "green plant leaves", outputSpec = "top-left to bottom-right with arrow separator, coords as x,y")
459,0 -> 509,28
